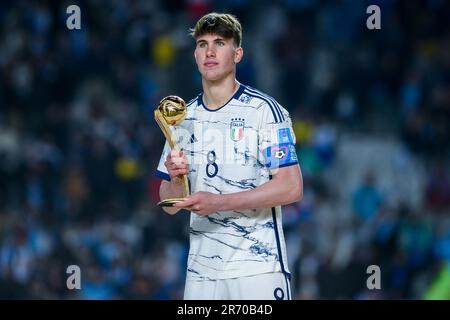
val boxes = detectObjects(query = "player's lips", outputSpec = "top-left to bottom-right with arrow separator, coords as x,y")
204,61 -> 218,67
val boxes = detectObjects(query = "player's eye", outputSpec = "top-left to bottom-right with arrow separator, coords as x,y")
216,41 -> 224,46
198,42 -> 207,48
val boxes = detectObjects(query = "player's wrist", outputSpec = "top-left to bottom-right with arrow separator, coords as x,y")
216,193 -> 232,211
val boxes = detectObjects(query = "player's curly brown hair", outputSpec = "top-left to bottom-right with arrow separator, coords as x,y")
189,12 -> 242,47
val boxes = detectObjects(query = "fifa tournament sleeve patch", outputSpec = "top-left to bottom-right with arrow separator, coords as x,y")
277,128 -> 294,144
265,143 -> 298,169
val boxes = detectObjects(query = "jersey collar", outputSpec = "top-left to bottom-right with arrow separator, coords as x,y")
198,83 -> 246,112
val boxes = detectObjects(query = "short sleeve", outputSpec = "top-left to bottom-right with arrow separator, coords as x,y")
258,102 -> 298,173
156,141 -> 171,181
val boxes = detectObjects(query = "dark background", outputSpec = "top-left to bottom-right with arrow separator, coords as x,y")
0,0 -> 449,299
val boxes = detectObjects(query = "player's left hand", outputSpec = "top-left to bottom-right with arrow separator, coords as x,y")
173,192 -> 222,215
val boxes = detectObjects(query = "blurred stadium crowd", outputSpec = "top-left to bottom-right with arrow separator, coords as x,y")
0,0 -> 449,299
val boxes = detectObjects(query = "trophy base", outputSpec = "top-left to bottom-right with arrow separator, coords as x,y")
157,198 -> 186,207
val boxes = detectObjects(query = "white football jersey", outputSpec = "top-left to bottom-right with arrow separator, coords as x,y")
156,83 -> 298,280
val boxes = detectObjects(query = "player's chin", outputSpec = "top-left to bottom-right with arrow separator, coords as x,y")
201,70 -> 223,82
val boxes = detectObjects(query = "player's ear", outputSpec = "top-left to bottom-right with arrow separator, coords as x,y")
234,47 -> 243,63
194,50 -> 200,65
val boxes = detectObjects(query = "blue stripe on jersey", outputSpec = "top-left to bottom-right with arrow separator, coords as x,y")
244,90 -> 279,123
271,207 -> 290,278
187,95 -> 199,107
156,170 -> 171,181
244,86 -> 285,122
262,90 -> 285,122
284,273 -> 291,300
268,174 -> 291,281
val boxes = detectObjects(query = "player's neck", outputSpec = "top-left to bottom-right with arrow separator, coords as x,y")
202,77 -> 240,110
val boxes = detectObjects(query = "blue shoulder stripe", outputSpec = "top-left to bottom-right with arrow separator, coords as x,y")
187,95 -> 199,107
244,90 -> 280,123
252,87 -> 285,122
244,86 -> 285,122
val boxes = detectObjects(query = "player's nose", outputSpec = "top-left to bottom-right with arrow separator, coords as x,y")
206,46 -> 215,57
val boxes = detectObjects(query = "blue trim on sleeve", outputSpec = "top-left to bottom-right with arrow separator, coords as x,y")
265,143 -> 298,169
156,170 -> 171,181
278,162 -> 299,169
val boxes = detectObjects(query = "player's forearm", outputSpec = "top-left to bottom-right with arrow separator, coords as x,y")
218,173 -> 302,211
159,179 -> 185,214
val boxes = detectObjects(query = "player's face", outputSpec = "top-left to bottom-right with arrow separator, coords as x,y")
194,33 -> 243,82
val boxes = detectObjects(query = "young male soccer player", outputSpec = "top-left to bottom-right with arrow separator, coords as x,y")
156,12 -> 303,300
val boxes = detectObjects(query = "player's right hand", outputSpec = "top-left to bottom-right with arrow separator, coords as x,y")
164,150 -> 189,179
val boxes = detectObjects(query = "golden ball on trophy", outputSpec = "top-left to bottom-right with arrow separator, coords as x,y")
158,95 -> 187,125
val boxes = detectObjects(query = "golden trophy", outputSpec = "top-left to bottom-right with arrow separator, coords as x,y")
155,95 -> 190,207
